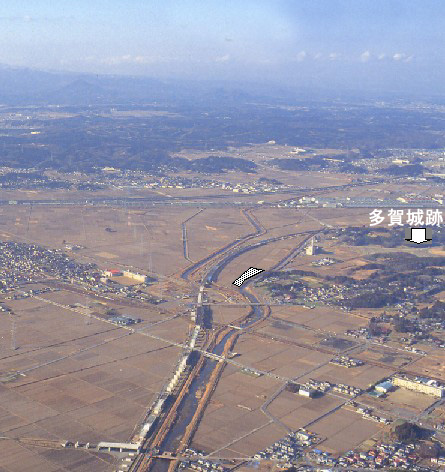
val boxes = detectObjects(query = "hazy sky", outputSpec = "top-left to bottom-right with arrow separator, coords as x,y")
1,0 -> 444,94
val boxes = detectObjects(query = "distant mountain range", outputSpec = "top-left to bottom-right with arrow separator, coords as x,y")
0,64 -> 283,106
1,63 -> 443,107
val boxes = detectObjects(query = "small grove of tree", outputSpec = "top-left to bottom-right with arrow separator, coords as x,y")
368,318 -> 382,336
106,308 -> 119,317
419,300 -> 445,320
343,292 -> 398,309
417,442 -> 440,459
393,316 -> 409,333
393,422 -> 422,442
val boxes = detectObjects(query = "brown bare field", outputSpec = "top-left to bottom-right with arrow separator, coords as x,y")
385,389 -> 437,412
254,207 -> 318,233
230,333 -> 331,379
0,439 -> 114,471
269,390 -> 344,431
297,361 -> 394,391
191,363 -> 282,455
407,350 -> 445,379
355,345 -> 415,368
0,286 -> 184,471
183,208 -> 250,262
309,408 -> 381,455
269,305 -> 367,334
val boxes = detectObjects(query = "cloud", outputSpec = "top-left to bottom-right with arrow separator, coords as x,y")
392,53 -> 414,63
313,52 -> 323,60
215,54 -> 231,63
360,50 -> 371,62
328,52 -> 340,61
377,53 -> 386,60
296,50 -> 307,62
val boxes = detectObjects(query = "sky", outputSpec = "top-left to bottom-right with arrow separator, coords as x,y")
1,0 -> 444,95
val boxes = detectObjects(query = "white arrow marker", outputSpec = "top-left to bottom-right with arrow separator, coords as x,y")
406,227 -> 432,244
233,267 -> 264,287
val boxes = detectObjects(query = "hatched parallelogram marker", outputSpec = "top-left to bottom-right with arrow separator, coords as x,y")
232,267 -> 264,287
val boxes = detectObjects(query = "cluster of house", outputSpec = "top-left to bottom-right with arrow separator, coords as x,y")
221,179 -> 288,194
97,169 -> 289,194
0,240 -> 162,305
398,315 -> 445,349
307,449 -> 337,467
311,257 -> 338,266
354,405 -> 391,425
0,241 -> 97,290
253,429 -> 320,466
297,379 -> 362,398
64,243 -> 85,251
404,345 -> 427,355
330,356 -> 364,368
332,383 -> 362,396
345,315 -> 445,352
179,449 -> 228,472
108,314 -> 141,326
284,277 -> 376,309
5,287 -> 58,299
345,326 -> 389,343
144,175 -> 223,190
180,459 -> 227,472
299,379 -> 330,395
91,169 -> 226,192
337,443 -> 422,469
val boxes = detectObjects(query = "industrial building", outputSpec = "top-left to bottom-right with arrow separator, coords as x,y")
103,269 -> 150,283
299,387 -> 315,398
392,375 -> 445,397
375,381 -> 393,394
97,442 -> 140,453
